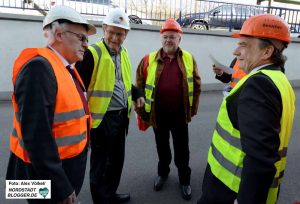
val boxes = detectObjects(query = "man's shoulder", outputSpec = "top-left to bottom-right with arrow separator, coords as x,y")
243,71 -> 281,97
20,56 -> 55,79
23,56 -> 52,70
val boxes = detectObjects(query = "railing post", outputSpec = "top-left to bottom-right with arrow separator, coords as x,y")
125,0 -> 128,13
229,3 -> 233,32
179,0 -> 182,22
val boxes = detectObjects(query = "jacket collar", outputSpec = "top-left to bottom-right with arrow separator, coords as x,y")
155,47 -> 183,62
252,64 -> 284,73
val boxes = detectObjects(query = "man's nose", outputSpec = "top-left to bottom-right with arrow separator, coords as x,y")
233,47 -> 239,56
82,41 -> 88,48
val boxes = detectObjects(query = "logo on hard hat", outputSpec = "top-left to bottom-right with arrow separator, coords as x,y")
263,23 -> 282,30
113,16 -> 125,25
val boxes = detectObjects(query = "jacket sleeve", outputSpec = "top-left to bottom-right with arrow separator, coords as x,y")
135,56 -> 150,121
215,58 -> 236,83
191,56 -> 201,116
15,57 -> 74,202
215,72 -> 232,83
236,74 -> 282,204
131,84 -> 144,102
135,57 -> 147,91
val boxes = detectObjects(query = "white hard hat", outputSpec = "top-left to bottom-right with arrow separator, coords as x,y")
43,5 -> 96,35
103,8 -> 130,30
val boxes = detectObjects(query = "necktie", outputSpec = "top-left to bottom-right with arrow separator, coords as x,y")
66,65 -> 89,114
66,65 -> 90,143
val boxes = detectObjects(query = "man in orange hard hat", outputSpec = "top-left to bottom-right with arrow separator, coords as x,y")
135,18 -> 201,200
197,14 -> 295,204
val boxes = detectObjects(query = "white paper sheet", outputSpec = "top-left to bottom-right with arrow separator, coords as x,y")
209,54 -> 236,74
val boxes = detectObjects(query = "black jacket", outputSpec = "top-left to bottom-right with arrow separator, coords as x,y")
201,65 -> 283,204
6,56 -> 87,203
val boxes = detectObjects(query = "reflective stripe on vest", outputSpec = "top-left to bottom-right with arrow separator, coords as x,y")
230,60 -> 247,88
10,48 -> 89,163
208,69 -> 295,204
88,41 -> 132,128
144,50 -> 194,112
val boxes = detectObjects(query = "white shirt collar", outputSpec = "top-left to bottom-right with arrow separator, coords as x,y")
48,46 -> 74,69
249,63 -> 272,74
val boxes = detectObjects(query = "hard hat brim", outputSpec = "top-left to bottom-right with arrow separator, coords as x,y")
102,22 -> 130,30
160,28 -> 183,33
86,24 -> 97,35
231,32 -> 240,38
231,32 -> 291,44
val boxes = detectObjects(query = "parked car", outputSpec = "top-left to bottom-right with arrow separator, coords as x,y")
177,4 -> 264,30
128,14 -> 142,24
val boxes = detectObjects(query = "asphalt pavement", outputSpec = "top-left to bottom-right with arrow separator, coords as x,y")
1,90 -> 299,204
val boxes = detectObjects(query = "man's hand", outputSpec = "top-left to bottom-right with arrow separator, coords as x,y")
136,97 -> 145,108
58,191 -> 76,204
234,199 -> 238,204
212,64 -> 224,76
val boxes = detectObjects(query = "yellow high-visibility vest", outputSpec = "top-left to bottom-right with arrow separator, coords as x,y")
144,50 -> 194,112
88,41 -> 132,128
208,69 -> 295,204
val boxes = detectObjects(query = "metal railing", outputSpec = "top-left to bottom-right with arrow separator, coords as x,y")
178,1 -> 300,33
1,0 -> 299,33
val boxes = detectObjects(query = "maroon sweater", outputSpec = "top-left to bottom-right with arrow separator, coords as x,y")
155,51 -> 183,112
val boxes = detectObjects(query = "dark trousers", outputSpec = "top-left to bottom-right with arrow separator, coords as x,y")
197,165 -> 237,204
26,148 -> 88,204
90,109 -> 128,204
153,110 -> 191,185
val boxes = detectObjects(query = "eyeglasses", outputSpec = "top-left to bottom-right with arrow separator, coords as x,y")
105,29 -> 126,38
64,31 -> 88,43
161,35 -> 178,41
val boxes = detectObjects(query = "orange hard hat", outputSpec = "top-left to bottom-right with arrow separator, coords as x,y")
232,14 -> 291,43
160,18 -> 183,33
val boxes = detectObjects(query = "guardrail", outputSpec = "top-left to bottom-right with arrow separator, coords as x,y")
1,0 -> 299,33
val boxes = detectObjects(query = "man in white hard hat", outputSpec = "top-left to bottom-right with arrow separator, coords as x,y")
76,8 -> 144,204
6,5 -> 96,204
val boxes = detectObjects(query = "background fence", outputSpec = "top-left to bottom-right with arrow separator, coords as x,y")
1,0 -> 299,32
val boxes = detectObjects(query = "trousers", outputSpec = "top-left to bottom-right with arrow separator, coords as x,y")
153,110 -> 191,185
89,109 -> 128,204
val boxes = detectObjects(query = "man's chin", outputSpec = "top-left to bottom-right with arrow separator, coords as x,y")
163,48 -> 176,55
238,65 -> 249,73
109,44 -> 120,51
76,56 -> 83,62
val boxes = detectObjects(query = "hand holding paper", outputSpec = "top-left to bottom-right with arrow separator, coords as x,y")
209,54 -> 236,74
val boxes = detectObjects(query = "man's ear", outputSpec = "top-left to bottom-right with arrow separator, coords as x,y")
55,30 -> 64,42
262,45 -> 274,60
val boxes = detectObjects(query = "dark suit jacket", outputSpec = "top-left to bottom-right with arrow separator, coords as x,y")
201,65 -> 283,204
6,56 -> 87,203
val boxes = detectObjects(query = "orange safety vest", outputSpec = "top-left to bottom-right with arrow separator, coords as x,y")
230,60 -> 247,88
10,48 -> 91,163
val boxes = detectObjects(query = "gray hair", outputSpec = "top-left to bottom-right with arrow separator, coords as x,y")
43,21 -> 67,46
258,38 -> 288,67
